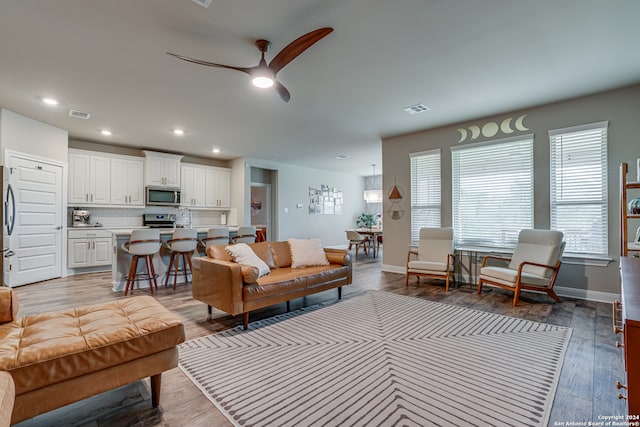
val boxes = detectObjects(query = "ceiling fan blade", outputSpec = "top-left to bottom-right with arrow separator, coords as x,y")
268,27 -> 333,75
273,81 -> 291,103
166,52 -> 250,74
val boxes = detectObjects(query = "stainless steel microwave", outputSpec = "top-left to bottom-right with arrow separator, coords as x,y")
145,186 -> 181,206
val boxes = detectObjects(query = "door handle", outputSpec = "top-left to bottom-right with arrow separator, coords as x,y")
4,250 -> 15,258
56,226 -> 63,230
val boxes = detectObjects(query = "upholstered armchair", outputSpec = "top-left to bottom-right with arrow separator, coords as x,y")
477,229 -> 565,306
405,227 -> 455,292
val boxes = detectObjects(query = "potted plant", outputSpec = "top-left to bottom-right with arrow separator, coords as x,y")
356,213 -> 376,228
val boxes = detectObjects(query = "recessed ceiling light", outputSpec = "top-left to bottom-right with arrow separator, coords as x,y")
100,129 -> 112,136
336,155 -> 350,160
212,148 -> 220,154
42,98 -> 59,106
173,129 -> 185,136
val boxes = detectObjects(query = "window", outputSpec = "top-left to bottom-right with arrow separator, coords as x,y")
549,121 -> 608,256
410,149 -> 441,242
452,135 -> 534,248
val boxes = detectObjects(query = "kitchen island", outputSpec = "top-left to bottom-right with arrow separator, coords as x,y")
110,227 -> 238,292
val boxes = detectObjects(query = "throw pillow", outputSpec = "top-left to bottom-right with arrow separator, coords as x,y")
226,243 -> 270,278
288,238 -> 330,269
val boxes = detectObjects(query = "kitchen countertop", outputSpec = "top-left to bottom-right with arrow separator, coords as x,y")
108,226 -> 239,236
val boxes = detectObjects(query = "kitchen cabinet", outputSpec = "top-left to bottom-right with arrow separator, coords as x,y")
111,156 -> 144,206
68,150 -> 111,205
67,229 -> 112,268
181,164 -> 207,207
143,151 -> 182,188
206,167 -> 231,208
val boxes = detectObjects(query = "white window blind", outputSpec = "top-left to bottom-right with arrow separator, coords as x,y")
549,121 -> 608,256
452,135 -> 534,248
410,149 -> 441,242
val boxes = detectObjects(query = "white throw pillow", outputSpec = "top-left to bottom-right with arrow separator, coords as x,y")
225,243 -> 270,277
288,238 -> 330,269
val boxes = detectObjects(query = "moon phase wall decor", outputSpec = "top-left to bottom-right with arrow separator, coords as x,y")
457,114 -> 529,143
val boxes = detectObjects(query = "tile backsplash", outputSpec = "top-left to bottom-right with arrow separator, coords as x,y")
69,207 -> 236,228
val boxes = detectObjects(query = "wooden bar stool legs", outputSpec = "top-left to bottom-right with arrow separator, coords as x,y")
124,254 -> 158,296
121,229 -> 161,296
163,229 -> 199,290
164,250 -> 194,290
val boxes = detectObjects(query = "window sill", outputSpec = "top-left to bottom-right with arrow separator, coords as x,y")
561,254 -> 613,267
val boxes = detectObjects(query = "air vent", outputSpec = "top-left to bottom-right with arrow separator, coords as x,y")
69,109 -> 91,120
192,0 -> 213,7
403,104 -> 430,115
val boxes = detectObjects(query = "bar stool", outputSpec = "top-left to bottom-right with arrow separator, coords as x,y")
200,227 -> 230,254
164,228 -> 199,290
121,229 -> 161,296
232,226 -> 257,244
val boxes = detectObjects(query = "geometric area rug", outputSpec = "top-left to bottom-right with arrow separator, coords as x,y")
179,291 -> 572,427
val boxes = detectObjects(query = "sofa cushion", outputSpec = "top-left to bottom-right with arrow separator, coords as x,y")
0,296 -> 184,395
206,244 -> 233,262
0,288 -> 18,324
244,265 -> 349,301
226,243 -> 270,278
288,238 -> 330,268
270,241 -> 293,268
247,241 -> 276,269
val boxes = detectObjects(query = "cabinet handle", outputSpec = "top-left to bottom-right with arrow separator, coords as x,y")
616,341 -> 624,348
87,242 -> 90,250
616,381 -> 627,390
86,193 -> 89,201
618,393 -> 628,400
90,193 -> 94,202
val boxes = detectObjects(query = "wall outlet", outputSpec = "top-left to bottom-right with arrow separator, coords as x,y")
296,203 -> 303,209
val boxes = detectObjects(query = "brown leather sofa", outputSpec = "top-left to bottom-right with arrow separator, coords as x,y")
0,288 -> 185,424
191,241 -> 352,329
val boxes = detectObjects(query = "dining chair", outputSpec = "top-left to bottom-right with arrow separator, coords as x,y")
346,230 -> 369,258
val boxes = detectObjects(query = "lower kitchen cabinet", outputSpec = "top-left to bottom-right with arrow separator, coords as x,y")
68,229 -> 113,268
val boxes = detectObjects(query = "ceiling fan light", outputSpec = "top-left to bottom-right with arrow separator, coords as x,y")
252,76 -> 274,88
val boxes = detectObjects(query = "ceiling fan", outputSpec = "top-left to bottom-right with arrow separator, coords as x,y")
167,27 -> 333,103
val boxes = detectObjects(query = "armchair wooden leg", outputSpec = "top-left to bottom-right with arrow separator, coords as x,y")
445,274 -> 450,293
547,289 -> 562,303
405,273 -> 409,287
151,373 -> 161,408
477,279 -> 483,294
512,285 -> 522,306
338,286 -> 342,299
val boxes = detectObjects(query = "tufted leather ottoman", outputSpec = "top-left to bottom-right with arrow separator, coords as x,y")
0,289 -> 185,424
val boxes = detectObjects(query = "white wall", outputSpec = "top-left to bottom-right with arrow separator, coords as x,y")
0,109 -> 68,164
381,84 -> 640,297
239,157 -> 366,246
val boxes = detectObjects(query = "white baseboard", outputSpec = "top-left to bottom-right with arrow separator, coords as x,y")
554,286 -> 620,303
380,265 -> 620,303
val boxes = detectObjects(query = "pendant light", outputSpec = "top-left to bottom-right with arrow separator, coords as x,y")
364,164 -> 382,203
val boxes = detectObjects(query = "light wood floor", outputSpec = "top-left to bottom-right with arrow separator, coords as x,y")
12,249 -> 626,426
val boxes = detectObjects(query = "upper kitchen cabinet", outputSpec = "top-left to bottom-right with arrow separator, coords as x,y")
143,151 -> 182,188
181,163 -> 207,208
206,167 -> 231,208
68,149 -> 110,205
111,156 -> 144,207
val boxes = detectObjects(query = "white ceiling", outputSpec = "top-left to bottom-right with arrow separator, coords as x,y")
1,0 -> 639,176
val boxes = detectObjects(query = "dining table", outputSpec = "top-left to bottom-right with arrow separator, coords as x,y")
355,227 -> 383,258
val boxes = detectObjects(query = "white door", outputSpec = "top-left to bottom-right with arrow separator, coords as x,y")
4,154 -> 64,287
